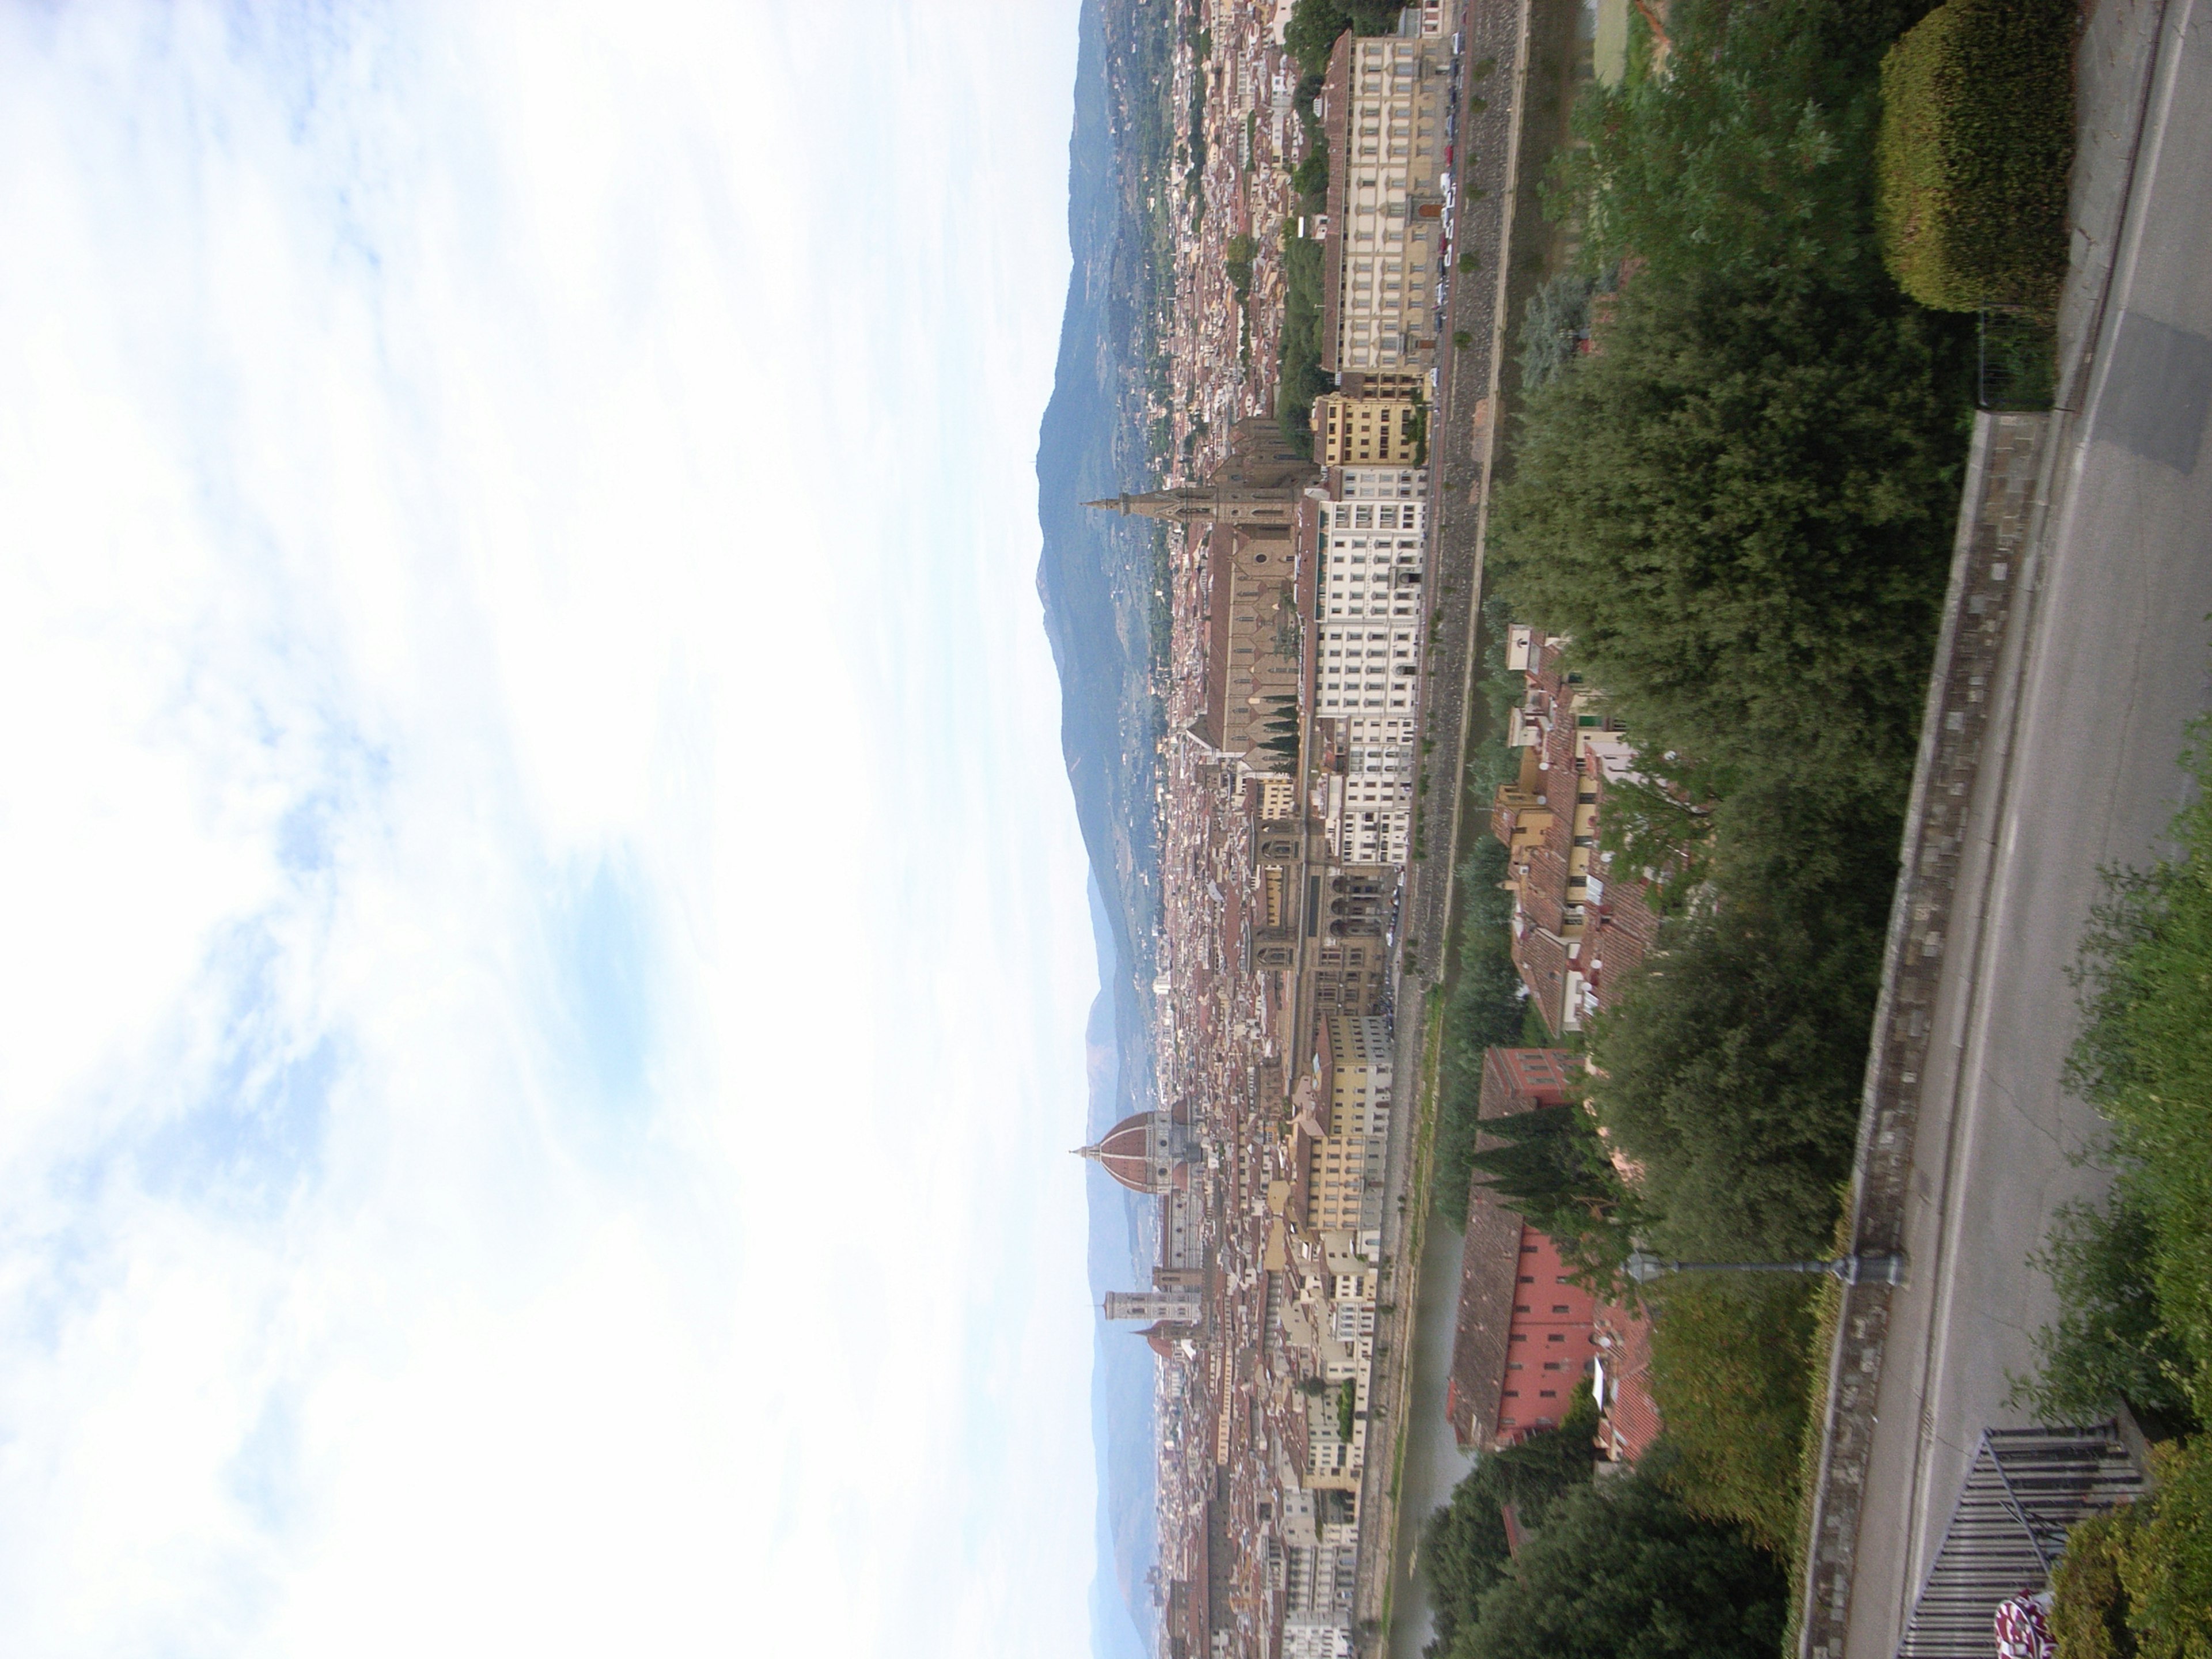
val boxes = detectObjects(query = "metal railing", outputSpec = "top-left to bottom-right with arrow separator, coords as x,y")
1895,1425 -> 2146,1658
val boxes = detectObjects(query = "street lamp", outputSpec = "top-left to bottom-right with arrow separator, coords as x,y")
1623,1249 -> 1907,1287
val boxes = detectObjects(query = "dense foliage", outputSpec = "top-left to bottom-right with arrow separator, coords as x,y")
1431,834 -> 1540,1216
1553,0 -> 1940,286
2013,1196 -> 2200,1435
1644,1278 -> 1819,1554
1875,0 -> 2075,311
1442,1468 -> 1790,1659
1277,228 -> 1330,448
1489,0 -> 1978,1282
2051,1439 -> 2212,1659
2062,742 -> 2212,1427
1494,266 -> 1972,802
2036,740 -> 2212,1649
1422,1390 -> 1601,1656
1283,0 -> 1404,80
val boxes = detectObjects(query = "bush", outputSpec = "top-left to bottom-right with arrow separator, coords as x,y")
2051,1438 -> 2212,1659
1875,0 -> 2075,312
1646,1278 -> 1819,1554
1452,1467 -> 1789,1659
2012,1197 -> 2200,1435
2066,736 -> 2212,1426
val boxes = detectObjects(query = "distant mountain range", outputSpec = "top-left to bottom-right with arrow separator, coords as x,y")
1032,0 -> 1177,1654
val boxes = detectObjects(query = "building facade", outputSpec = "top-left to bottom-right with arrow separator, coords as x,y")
1304,1014 -> 1392,1236
1317,468 -> 1427,863
1317,32 -> 1451,373
1104,1288 -> 1206,1324
1312,390 -> 1422,466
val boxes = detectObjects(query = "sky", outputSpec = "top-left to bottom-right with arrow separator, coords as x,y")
0,2 -> 1104,1654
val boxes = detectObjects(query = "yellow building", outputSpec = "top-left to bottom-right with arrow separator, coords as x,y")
1305,1013 -> 1393,1237
1319,33 -> 1452,373
1313,391 -> 1422,465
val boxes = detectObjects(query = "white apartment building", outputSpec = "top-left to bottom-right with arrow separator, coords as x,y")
1318,469 -> 1427,863
1282,1619 -> 1354,1659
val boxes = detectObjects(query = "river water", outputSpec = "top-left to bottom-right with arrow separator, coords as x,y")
1386,1215 -> 1480,1659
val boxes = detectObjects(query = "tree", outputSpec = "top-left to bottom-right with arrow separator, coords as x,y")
1422,1390 -> 1601,1656
1283,0 -> 1404,79
1491,262 -> 1972,804
1451,1472 -> 1787,1659
1585,885 -> 1874,1260
1548,0 -> 1939,286
1432,838 -> 1537,1217
1467,1105 -> 1634,1278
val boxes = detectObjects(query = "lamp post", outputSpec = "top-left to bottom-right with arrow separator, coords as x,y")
1623,1249 -> 1907,1288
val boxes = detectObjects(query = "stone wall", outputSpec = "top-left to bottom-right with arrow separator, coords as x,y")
1795,411 -> 2052,1659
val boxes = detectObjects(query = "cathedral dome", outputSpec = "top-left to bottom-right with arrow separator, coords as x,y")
1075,1112 -> 1185,1195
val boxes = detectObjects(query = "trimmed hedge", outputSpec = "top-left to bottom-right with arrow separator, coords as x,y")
1875,0 -> 2076,311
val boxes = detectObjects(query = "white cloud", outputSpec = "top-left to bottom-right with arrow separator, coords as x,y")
0,2 -> 1094,1653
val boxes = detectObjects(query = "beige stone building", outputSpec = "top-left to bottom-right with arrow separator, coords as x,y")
1318,31 -> 1451,373
1303,1014 -> 1392,1238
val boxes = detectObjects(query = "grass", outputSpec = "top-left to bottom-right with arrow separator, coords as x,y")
1646,1277 -> 1820,1555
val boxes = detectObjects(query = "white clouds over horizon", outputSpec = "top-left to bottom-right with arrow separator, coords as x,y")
0,3 -> 1096,1653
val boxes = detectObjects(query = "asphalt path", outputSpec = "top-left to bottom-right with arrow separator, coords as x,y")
1843,2 -> 2212,1651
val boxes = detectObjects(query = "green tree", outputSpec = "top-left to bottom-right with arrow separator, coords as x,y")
1422,1391 -> 1601,1655
1467,1104 -> 1634,1277
1585,889 -> 1873,1260
1491,263 -> 1972,802
1550,0 -> 1938,285
1450,1472 -> 1787,1659
1432,836 -> 1537,1217
1284,0 -> 1404,79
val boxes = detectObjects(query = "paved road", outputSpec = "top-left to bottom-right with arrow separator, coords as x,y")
1843,1 -> 2212,1652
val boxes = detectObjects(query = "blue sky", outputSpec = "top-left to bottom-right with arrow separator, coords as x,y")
0,3 -> 1103,1653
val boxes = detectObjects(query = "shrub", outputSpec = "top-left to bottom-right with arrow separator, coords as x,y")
1646,1278 -> 1820,1554
1874,0 -> 2076,311
2051,1438 -> 2212,1659
2012,1197 -> 2200,1435
2051,1509 -> 2135,1659
2066,736 -> 2212,1425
